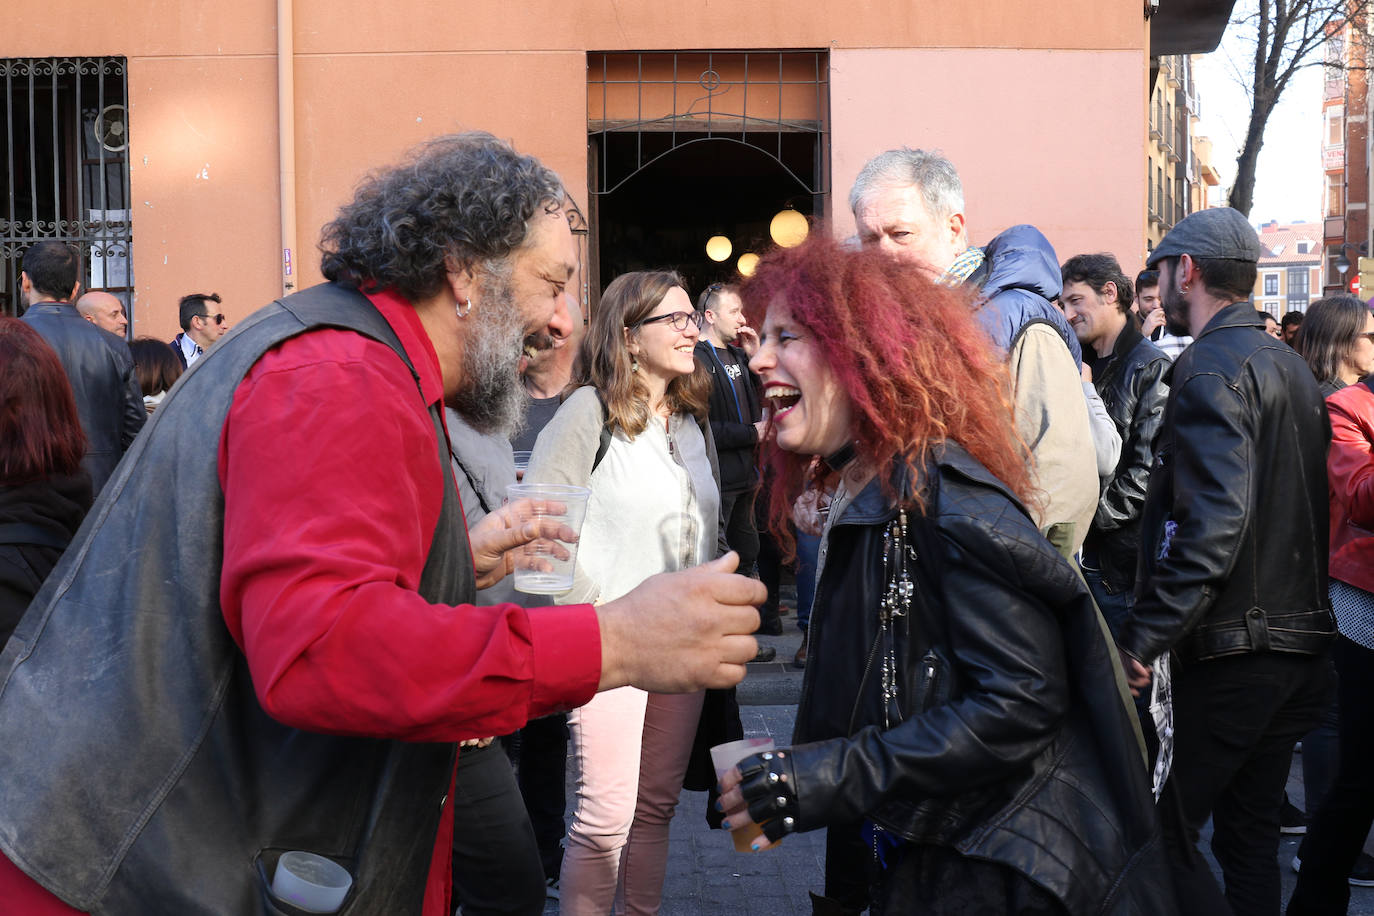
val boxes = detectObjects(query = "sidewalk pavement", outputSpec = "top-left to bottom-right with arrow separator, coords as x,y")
539,624 -> 1374,915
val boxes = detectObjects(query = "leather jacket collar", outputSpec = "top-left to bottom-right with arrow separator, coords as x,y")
791,443 -> 1169,914
1196,300 -> 1266,337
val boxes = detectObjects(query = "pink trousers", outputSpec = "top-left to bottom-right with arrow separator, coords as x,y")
559,686 -> 705,916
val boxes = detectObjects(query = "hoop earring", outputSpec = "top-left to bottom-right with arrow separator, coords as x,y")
456,298 -> 473,319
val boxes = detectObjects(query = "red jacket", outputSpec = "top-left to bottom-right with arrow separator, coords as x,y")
1326,382 -> 1374,593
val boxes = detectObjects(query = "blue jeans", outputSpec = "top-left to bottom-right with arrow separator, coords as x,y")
1083,563 -> 1149,719
1082,563 -> 1132,639
795,530 -> 821,633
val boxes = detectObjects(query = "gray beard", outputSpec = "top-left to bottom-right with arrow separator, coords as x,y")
448,274 -> 528,438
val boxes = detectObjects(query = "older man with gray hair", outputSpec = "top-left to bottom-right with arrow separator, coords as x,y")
0,132 -> 763,916
849,148 -> 1107,556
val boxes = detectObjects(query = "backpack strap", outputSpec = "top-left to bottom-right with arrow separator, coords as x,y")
587,389 -> 707,474
591,389 -> 613,474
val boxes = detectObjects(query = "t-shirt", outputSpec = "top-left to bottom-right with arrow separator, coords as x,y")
512,394 -> 562,452
712,345 -> 752,423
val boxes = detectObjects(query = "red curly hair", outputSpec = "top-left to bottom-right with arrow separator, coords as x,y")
739,232 -> 1035,555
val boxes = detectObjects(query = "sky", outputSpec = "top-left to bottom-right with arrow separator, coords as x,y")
1191,18 -> 1325,226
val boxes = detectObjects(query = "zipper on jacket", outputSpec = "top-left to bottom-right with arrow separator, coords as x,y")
918,651 -> 940,712
847,628 -> 885,736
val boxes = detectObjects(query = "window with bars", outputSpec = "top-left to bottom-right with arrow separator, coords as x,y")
1,57 -> 131,320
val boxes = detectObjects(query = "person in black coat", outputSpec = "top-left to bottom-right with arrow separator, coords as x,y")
0,317 -> 93,649
717,235 -> 1171,915
17,241 -> 144,494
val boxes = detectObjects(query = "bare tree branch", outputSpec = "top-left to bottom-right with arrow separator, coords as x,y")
1227,0 -> 1374,215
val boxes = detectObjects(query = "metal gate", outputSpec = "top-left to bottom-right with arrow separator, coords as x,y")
588,51 -> 828,198
1,57 -> 132,321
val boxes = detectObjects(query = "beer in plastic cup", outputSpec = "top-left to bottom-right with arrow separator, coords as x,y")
710,737 -> 777,852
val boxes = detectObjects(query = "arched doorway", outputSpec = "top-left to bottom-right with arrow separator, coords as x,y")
587,51 -> 828,307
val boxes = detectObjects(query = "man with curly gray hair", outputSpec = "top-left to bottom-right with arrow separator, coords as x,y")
0,131 -> 765,915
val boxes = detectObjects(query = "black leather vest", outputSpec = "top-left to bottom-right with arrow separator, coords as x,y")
0,283 -> 472,914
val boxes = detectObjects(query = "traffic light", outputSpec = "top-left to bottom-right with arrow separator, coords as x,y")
1359,257 -> 1374,299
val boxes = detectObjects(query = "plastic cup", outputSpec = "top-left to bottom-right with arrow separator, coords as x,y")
271,851 -> 353,913
711,737 -> 777,852
504,483 -> 591,594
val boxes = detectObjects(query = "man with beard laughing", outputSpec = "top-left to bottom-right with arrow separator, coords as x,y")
0,133 -> 764,916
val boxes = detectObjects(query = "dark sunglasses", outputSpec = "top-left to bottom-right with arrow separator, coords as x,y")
199,312 -> 225,324
631,310 -> 704,332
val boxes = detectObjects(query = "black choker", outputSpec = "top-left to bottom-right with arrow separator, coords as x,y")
823,442 -> 857,472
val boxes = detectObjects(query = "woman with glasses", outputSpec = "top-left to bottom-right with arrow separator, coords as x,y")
716,235 -> 1168,915
525,270 -> 723,916
1294,294 -> 1374,397
1286,294 -> 1374,908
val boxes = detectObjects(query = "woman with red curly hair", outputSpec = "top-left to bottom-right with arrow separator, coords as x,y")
717,235 -> 1169,915
0,317 -> 92,649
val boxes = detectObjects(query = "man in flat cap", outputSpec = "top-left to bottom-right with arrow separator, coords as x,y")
1115,208 -> 1336,916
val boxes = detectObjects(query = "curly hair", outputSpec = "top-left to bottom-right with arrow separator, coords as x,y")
739,233 -> 1034,556
575,270 -> 711,436
320,132 -> 564,301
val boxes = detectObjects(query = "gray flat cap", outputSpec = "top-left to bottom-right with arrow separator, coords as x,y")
1146,207 -> 1261,267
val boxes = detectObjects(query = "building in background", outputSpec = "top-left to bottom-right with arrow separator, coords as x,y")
1191,132 -> 1224,212
1147,54 -> 1223,256
1254,220 -> 1323,315
4,2 -> 1237,335
1323,14 -> 1371,296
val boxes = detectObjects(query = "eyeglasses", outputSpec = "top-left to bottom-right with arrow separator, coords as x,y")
631,310 -> 704,332
199,313 -> 225,325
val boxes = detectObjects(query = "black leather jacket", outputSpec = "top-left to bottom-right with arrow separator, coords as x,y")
789,445 -> 1170,915
1120,302 -> 1336,665
19,303 -> 145,494
1084,323 -> 1171,591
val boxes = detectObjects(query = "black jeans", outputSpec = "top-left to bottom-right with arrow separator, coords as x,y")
1160,651 -> 1334,916
1287,635 -> 1374,915
450,741 -> 546,916
721,488 -> 760,575
515,712 -> 569,880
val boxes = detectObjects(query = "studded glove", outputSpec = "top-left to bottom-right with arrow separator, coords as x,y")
736,748 -> 799,842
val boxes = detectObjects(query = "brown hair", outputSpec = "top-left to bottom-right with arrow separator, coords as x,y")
129,337 -> 183,397
574,270 -> 710,436
1295,295 -> 1371,386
